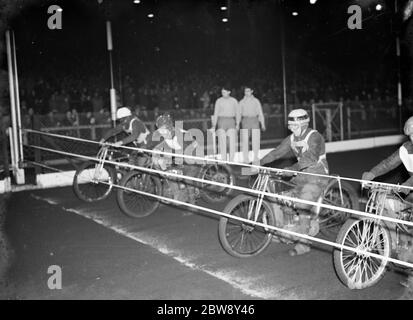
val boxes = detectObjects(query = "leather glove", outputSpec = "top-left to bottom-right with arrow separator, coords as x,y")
362,171 -> 375,181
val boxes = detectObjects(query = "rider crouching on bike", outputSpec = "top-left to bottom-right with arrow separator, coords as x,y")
259,109 -> 330,256
99,107 -> 150,165
147,113 -> 200,204
362,116 -> 413,290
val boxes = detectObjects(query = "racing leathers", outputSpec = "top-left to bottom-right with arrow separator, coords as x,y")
101,115 -> 150,165
144,127 -> 200,204
363,141 -> 413,288
260,127 -> 330,254
363,141 -> 413,200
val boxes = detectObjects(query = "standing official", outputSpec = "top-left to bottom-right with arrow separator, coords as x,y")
239,87 -> 265,163
211,86 -> 240,161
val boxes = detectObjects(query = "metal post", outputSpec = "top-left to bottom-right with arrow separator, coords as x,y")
326,109 -> 332,142
0,121 -> 10,181
5,31 -> 17,167
91,125 -> 96,141
6,30 -> 24,184
106,21 -> 117,128
347,106 -> 351,139
33,116 -> 42,177
339,102 -> 344,140
395,0 -> 403,130
279,0 -> 288,133
11,31 -> 23,164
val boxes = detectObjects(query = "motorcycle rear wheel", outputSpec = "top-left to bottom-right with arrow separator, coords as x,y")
199,164 -> 234,203
333,218 -> 391,289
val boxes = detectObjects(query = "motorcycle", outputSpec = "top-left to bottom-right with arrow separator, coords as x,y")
333,182 -> 413,289
116,152 -> 235,218
218,168 -> 359,258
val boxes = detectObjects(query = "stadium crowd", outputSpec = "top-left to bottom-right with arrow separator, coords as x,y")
0,56 -> 399,130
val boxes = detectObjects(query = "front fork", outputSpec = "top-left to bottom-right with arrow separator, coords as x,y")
247,174 -> 270,223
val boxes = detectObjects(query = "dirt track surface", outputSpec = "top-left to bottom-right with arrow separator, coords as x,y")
1,146 -> 412,300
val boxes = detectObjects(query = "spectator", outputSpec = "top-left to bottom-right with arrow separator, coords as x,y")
91,91 -> 104,114
239,86 -> 266,163
211,86 -> 239,161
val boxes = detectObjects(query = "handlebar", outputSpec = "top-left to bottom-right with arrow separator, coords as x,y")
244,167 -> 296,178
362,181 -> 403,195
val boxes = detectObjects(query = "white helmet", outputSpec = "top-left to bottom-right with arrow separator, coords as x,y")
404,116 -> 413,135
116,107 -> 132,120
288,109 -> 310,126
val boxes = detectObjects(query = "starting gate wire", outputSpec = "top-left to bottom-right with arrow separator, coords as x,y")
25,160 -> 64,172
100,178 -> 413,270
26,142 -> 413,229
23,129 -> 413,193
22,132 -> 413,270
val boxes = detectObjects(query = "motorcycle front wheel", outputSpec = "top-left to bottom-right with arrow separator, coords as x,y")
73,161 -> 116,202
117,170 -> 162,218
218,194 -> 275,258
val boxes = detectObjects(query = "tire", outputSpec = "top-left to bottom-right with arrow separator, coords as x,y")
319,180 -> 359,237
199,163 -> 234,203
73,161 -> 116,202
333,218 -> 391,289
117,170 -> 162,218
218,194 -> 275,258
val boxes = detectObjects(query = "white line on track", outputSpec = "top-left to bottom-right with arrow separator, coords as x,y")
30,193 -> 301,299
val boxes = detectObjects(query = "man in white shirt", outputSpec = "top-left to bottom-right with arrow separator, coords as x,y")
239,86 -> 265,163
211,86 -> 240,161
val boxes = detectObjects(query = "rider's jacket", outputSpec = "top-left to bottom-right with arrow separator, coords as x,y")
145,128 -> 198,170
262,127 -> 329,175
102,116 -> 149,146
369,141 -> 413,187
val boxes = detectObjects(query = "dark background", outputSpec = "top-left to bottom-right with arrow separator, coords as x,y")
1,0 -> 412,116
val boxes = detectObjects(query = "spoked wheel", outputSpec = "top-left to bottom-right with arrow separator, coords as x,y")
319,180 -> 359,238
199,164 -> 234,203
73,161 -> 116,202
333,218 -> 391,289
117,170 -> 162,218
218,194 -> 275,258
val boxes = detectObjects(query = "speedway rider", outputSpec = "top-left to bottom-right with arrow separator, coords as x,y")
362,116 -> 413,290
259,108 -> 330,256
147,113 -> 199,204
99,107 -> 150,165
362,116 -> 413,199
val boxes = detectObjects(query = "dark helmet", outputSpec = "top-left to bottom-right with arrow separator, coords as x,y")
155,112 -> 173,130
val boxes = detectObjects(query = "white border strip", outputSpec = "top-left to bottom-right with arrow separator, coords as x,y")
325,135 -> 405,153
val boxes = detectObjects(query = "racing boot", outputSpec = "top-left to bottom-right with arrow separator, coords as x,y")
400,273 -> 413,292
288,213 -> 314,256
289,242 -> 311,256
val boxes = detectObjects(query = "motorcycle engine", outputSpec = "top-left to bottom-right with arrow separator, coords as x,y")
163,168 -> 197,204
